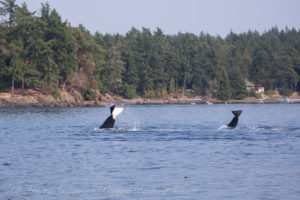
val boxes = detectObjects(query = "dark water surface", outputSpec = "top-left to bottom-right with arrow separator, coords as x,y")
1,104 -> 300,199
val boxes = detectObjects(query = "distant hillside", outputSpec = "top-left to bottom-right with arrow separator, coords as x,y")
1,1 -> 300,101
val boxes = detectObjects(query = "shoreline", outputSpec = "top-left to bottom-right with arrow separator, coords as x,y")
1,89 -> 300,108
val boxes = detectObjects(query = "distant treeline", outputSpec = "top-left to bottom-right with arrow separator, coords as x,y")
1,0 -> 300,100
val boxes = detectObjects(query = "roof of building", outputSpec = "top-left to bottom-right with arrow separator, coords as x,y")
245,80 -> 254,87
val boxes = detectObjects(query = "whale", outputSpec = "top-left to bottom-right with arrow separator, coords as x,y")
227,110 -> 242,128
100,105 -> 124,129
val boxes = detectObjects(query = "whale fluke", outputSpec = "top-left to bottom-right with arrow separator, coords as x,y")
232,110 -> 242,117
227,110 -> 242,128
100,105 -> 124,129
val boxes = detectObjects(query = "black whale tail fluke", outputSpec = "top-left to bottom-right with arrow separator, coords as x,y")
227,110 -> 242,128
100,115 -> 114,129
100,105 -> 124,129
232,110 -> 242,117
110,105 -> 115,114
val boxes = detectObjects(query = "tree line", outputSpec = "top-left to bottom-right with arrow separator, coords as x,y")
1,0 -> 300,100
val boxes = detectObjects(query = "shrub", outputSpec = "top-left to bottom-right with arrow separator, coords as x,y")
122,84 -> 137,99
231,88 -> 249,100
186,92 -> 196,98
232,91 -> 249,100
47,83 -> 61,99
80,88 -> 97,101
155,88 -> 168,97
143,90 -> 156,98
249,90 -> 261,98
168,80 -> 175,93
265,90 -> 276,96
279,89 -> 293,97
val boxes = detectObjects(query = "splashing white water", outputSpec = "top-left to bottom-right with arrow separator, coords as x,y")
218,125 -> 229,130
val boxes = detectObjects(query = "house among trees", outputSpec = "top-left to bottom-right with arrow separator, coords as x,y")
245,81 -> 264,94
246,80 -> 255,91
255,84 -> 264,94
0,1 -> 299,100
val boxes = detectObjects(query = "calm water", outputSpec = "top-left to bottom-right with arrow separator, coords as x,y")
1,104 -> 300,199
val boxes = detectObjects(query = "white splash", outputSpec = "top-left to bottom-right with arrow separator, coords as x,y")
218,125 -> 229,130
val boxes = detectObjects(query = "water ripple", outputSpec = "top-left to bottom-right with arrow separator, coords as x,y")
1,105 -> 300,199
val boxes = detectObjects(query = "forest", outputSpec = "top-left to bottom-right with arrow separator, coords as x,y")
1,0 -> 300,101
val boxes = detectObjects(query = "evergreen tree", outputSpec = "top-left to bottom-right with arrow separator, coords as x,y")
215,66 -> 232,100
229,67 -> 248,99
104,43 -> 125,94
2,0 -> 300,99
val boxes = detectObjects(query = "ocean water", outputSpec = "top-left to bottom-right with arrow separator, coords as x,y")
0,104 -> 300,199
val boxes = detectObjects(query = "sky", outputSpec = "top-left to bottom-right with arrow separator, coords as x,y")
16,0 -> 300,37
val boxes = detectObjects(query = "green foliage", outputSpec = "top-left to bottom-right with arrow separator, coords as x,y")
229,67 -> 248,99
80,88 -> 97,101
279,89 -> 293,97
214,67 -> 232,100
103,43 -> 125,93
168,79 -> 175,93
121,83 -> 136,99
265,90 -> 276,96
154,88 -> 168,97
249,90 -> 261,98
46,82 -> 61,99
1,1 -> 300,101
143,90 -> 156,98
186,92 -> 196,98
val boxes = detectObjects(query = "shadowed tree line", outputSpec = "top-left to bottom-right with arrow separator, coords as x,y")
1,0 -> 300,100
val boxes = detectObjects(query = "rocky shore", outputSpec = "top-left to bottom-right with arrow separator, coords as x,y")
0,89 -> 300,108
0,89 -> 101,108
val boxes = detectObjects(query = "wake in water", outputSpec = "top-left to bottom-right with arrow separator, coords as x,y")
218,124 -> 300,132
94,127 -> 140,132
245,125 -> 300,132
93,127 -> 189,133
218,125 -> 231,130
94,124 -> 300,134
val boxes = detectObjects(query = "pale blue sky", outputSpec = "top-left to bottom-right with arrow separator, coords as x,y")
17,0 -> 300,37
